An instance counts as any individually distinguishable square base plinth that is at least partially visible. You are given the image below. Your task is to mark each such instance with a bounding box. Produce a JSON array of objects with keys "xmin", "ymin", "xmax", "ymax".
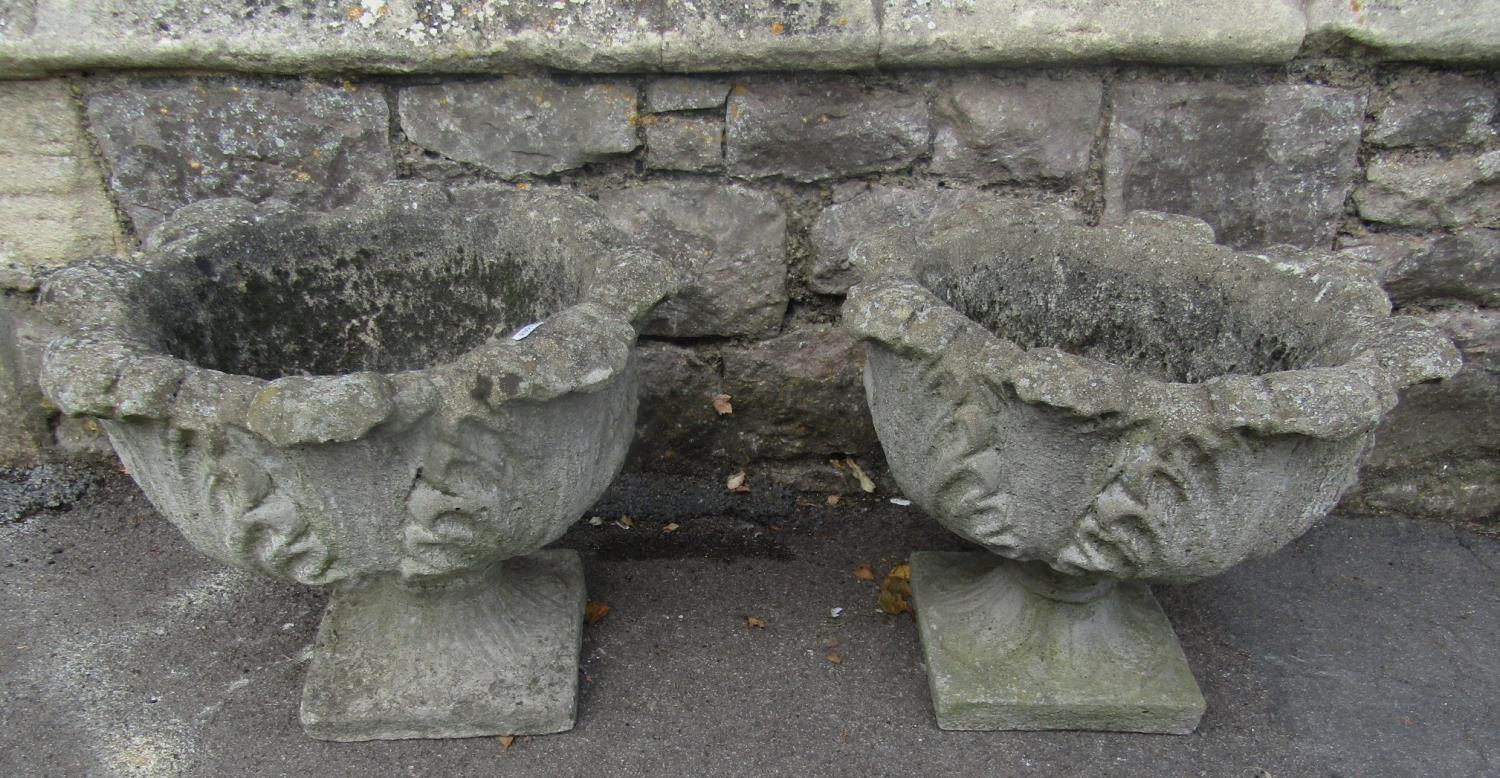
[
  {"xmin": 300, "ymin": 549, "xmax": 585, "ymax": 741},
  {"xmin": 910, "ymin": 551, "xmax": 1205, "ymax": 734}
]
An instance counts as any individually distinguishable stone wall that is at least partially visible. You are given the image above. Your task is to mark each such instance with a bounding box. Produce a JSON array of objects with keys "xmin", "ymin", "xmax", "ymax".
[{"xmin": 0, "ymin": 1, "xmax": 1496, "ymax": 522}]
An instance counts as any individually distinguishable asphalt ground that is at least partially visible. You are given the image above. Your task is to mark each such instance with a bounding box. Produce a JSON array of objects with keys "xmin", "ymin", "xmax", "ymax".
[{"xmin": 3, "ymin": 466, "xmax": 1497, "ymax": 777}]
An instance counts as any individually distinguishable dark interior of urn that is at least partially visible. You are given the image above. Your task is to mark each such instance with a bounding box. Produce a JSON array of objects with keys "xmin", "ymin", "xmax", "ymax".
[
  {"xmin": 144, "ymin": 211, "xmax": 583, "ymax": 379},
  {"xmin": 916, "ymin": 235, "xmax": 1329, "ymax": 384}
]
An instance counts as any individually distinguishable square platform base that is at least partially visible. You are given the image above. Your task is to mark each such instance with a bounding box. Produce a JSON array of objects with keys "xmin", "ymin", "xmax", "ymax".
[
  {"xmin": 911, "ymin": 551, "xmax": 1205, "ymax": 734},
  {"xmin": 300, "ymin": 549, "xmax": 585, "ymax": 741}
]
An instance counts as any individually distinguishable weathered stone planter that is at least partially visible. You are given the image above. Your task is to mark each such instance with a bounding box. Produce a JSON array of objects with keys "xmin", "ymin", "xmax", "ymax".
[
  {"xmin": 843, "ymin": 202, "xmax": 1461, "ymax": 733},
  {"xmin": 38, "ymin": 183, "xmax": 679, "ymax": 741}
]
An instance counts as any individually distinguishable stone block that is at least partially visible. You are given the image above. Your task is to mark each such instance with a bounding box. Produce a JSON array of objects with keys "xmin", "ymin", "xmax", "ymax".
[
  {"xmin": 645, "ymin": 78, "xmax": 731, "ymax": 113},
  {"xmin": 930, "ymin": 73, "xmax": 1102, "ymax": 184},
  {"xmin": 1306, "ymin": 0, "xmax": 1500, "ymax": 63},
  {"xmin": 726, "ymin": 78, "xmax": 929, "ymax": 181},
  {"xmin": 628, "ymin": 341, "xmax": 726, "ymax": 468},
  {"xmin": 878, "ymin": 0, "xmax": 1307, "ymax": 66},
  {"xmin": 1341, "ymin": 230, "xmax": 1500, "ymax": 307},
  {"xmin": 399, "ymin": 77, "xmax": 639, "ymax": 179},
  {"xmin": 1105, "ymin": 81, "xmax": 1365, "ymax": 249},
  {"xmin": 1345, "ymin": 307, "xmax": 1500, "ymax": 522},
  {"xmin": 0, "ymin": 301, "xmax": 47, "ymax": 465},
  {"xmin": 597, "ymin": 183, "xmax": 785, "ymax": 338},
  {"xmin": 645, "ymin": 116, "xmax": 723, "ymax": 172},
  {"xmin": 1356, "ymin": 151, "xmax": 1500, "ymax": 229},
  {"xmin": 1366, "ymin": 70, "xmax": 1498, "ymax": 148},
  {"xmin": 718, "ymin": 324, "xmax": 880, "ymax": 462},
  {"xmin": 86, "ymin": 77, "xmax": 393, "ymax": 238},
  {"xmin": 811, "ymin": 185, "xmax": 1053, "ymax": 295},
  {"xmin": 0, "ymin": 80, "xmax": 124, "ymax": 269},
  {"xmin": 660, "ymin": 0, "xmax": 880, "ymax": 71}
]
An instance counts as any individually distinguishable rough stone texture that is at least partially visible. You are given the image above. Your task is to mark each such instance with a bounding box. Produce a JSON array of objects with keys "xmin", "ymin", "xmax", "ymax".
[
  {"xmin": 85, "ymin": 77, "xmax": 393, "ymax": 239},
  {"xmin": 726, "ymin": 78, "xmax": 930, "ymax": 181},
  {"xmin": 879, "ymin": 0, "xmax": 1307, "ymax": 66},
  {"xmin": 718, "ymin": 324, "xmax": 880, "ymax": 463},
  {"xmin": 37, "ymin": 183, "xmax": 681, "ymax": 738},
  {"xmin": 645, "ymin": 78, "xmax": 731, "ymax": 113},
  {"xmin": 399, "ymin": 77, "xmax": 638, "ymax": 180},
  {"xmin": 644, "ymin": 115, "xmax": 724, "ymax": 172},
  {"xmin": 660, "ymin": 0, "xmax": 881, "ymax": 71},
  {"xmin": 1344, "ymin": 307, "xmax": 1500, "ymax": 522},
  {"xmin": 912, "ymin": 553, "xmax": 1205, "ymax": 733},
  {"xmin": 1341, "ymin": 229, "xmax": 1500, "ymax": 307},
  {"xmin": 1366, "ymin": 70, "xmax": 1498, "ymax": 148},
  {"xmin": 627, "ymin": 341, "xmax": 725, "ymax": 469},
  {"xmin": 1306, "ymin": 0, "xmax": 1500, "ymax": 63},
  {"xmin": 597, "ymin": 183, "xmax": 786, "ymax": 338},
  {"xmin": 931, "ymin": 74, "xmax": 1102, "ymax": 184},
  {"xmin": 810, "ymin": 186, "xmax": 1080, "ymax": 295},
  {"xmin": 301, "ymin": 551, "xmax": 585, "ymax": 741},
  {"xmin": 0, "ymin": 0, "xmax": 664, "ymax": 76},
  {"xmin": 0, "ymin": 80, "xmax": 124, "ymax": 270},
  {"xmin": 845, "ymin": 202, "xmax": 1460, "ymax": 583},
  {"xmin": 1105, "ymin": 81, "xmax": 1366, "ymax": 249},
  {"xmin": 1356, "ymin": 151, "xmax": 1500, "ymax": 229},
  {"xmin": 0, "ymin": 302, "xmax": 46, "ymax": 464}
]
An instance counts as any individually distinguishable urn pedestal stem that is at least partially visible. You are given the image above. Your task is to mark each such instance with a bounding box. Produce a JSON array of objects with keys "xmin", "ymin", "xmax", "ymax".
[
  {"xmin": 300, "ymin": 549, "xmax": 587, "ymax": 741},
  {"xmin": 909, "ymin": 551, "xmax": 1205, "ymax": 734}
]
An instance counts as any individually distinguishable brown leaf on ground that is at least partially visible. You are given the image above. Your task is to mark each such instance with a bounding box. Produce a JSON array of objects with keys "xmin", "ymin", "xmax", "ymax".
[
  {"xmin": 852, "ymin": 564, "xmax": 877, "ymax": 582},
  {"xmin": 826, "ymin": 651, "xmax": 843, "ymax": 665},
  {"xmin": 829, "ymin": 457, "xmax": 846, "ymax": 471},
  {"xmin": 726, "ymin": 470, "xmax": 751, "ymax": 493},
  {"xmin": 584, "ymin": 600, "xmax": 611, "ymax": 625},
  {"xmin": 661, "ymin": 522, "xmax": 681, "ymax": 534},
  {"xmin": 745, "ymin": 615, "xmax": 768, "ymax": 629},
  {"xmin": 498, "ymin": 735, "xmax": 516, "ymax": 751},
  {"xmin": 825, "ymin": 494, "xmax": 841, "ymax": 507},
  {"xmin": 847, "ymin": 458, "xmax": 876, "ymax": 493},
  {"xmin": 712, "ymin": 393, "xmax": 734, "ymax": 415},
  {"xmin": 877, "ymin": 563, "xmax": 914, "ymax": 616},
  {"xmin": 616, "ymin": 515, "xmax": 635, "ymax": 528}
]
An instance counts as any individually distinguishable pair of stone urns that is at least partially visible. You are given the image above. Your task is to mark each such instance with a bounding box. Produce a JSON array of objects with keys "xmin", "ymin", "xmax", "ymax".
[{"xmin": 40, "ymin": 183, "xmax": 1459, "ymax": 740}]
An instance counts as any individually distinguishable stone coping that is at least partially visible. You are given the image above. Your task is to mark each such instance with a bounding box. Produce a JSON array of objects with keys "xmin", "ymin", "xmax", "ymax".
[{"xmin": 0, "ymin": 1, "xmax": 1496, "ymax": 77}]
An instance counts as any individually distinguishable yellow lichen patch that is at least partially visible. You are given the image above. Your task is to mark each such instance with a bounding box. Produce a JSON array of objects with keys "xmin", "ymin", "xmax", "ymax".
[
  {"xmin": 769, "ymin": 20, "xmax": 786, "ymax": 35},
  {"xmin": 346, "ymin": 5, "xmax": 364, "ymax": 22}
]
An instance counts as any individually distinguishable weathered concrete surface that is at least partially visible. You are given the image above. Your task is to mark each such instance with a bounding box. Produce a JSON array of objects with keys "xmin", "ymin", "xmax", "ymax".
[
  {"xmin": 1306, "ymin": 0, "xmax": 1500, "ymax": 63},
  {"xmin": 726, "ymin": 78, "xmax": 930, "ymax": 181},
  {"xmin": 1105, "ymin": 81, "xmax": 1366, "ymax": 249},
  {"xmin": 1366, "ymin": 70, "xmax": 1498, "ymax": 148},
  {"xmin": 644, "ymin": 115, "xmax": 724, "ymax": 172},
  {"xmin": 1343, "ymin": 307, "xmax": 1500, "ymax": 522},
  {"xmin": 1356, "ymin": 151, "xmax": 1500, "ymax": 230},
  {"xmin": 0, "ymin": 302, "xmax": 47, "ymax": 464},
  {"xmin": 0, "ymin": 80, "xmax": 124, "ymax": 270},
  {"xmin": 597, "ymin": 182, "xmax": 787, "ymax": 339},
  {"xmin": 399, "ymin": 78, "xmax": 640, "ymax": 179},
  {"xmin": 879, "ymin": 0, "xmax": 1307, "ymax": 66},
  {"xmin": 660, "ymin": 0, "xmax": 881, "ymax": 71},
  {"xmin": 2, "ymin": 467, "xmax": 1497, "ymax": 775},
  {"xmin": 930, "ymin": 73, "xmax": 1102, "ymax": 184},
  {"xmin": 85, "ymin": 78, "xmax": 393, "ymax": 238}
]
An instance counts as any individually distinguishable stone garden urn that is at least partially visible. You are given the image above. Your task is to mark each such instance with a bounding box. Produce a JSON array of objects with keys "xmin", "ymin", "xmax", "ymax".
[
  {"xmin": 38, "ymin": 182, "xmax": 681, "ymax": 740},
  {"xmin": 842, "ymin": 201, "xmax": 1461, "ymax": 733}
]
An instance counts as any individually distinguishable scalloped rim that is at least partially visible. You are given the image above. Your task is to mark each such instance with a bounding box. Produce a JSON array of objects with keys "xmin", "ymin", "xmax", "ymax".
[
  {"xmin": 843, "ymin": 214, "xmax": 1462, "ymax": 442},
  {"xmin": 39, "ymin": 186, "xmax": 679, "ymax": 447}
]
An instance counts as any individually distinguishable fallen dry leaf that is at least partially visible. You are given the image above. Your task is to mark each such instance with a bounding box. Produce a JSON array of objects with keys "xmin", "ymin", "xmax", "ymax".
[
  {"xmin": 712, "ymin": 393, "xmax": 734, "ymax": 415},
  {"xmin": 614, "ymin": 515, "xmax": 635, "ymax": 529},
  {"xmin": 726, "ymin": 470, "xmax": 751, "ymax": 493},
  {"xmin": 852, "ymin": 564, "xmax": 877, "ymax": 582},
  {"xmin": 584, "ymin": 600, "xmax": 611, "ymax": 625},
  {"xmin": 498, "ymin": 735, "xmax": 516, "ymax": 751},
  {"xmin": 826, "ymin": 651, "xmax": 843, "ymax": 665},
  {"xmin": 825, "ymin": 494, "xmax": 841, "ymax": 507},
  {"xmin": 877, "ymin": 563, "xmax": 914, "ymax": 616},
  {"xmin": 847, "ymin": 458, "xmax": 876, "ymax": 493},
  {"xmin": 587, "ymin": 516, "xmax": 604, "ymax": 526},
  {"xmin": 745, "ymin": 615, "xmax": 768, "ymax": 629},
  {"xmin": 829, "ymin": 457, "xmax": 846, "ymax": 471},
  {"xmin": 661, "ymin": 522, "xmax": 681, "ymax": 534}
]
